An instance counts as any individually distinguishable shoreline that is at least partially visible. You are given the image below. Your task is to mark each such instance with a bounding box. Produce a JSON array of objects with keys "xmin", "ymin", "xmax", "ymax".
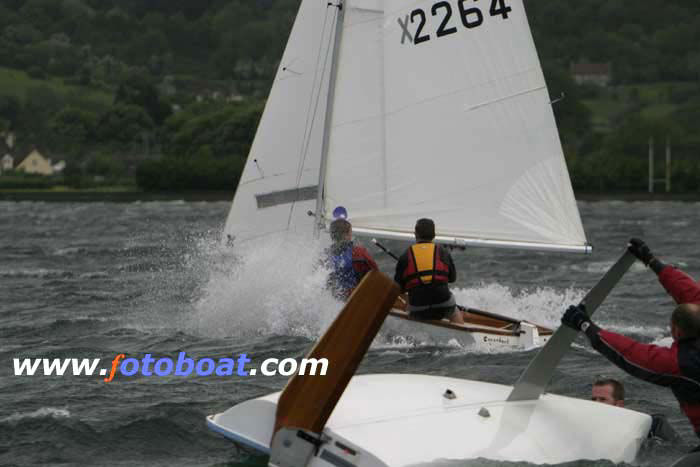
[
  {"xmin": 576, "ymin": 192, "xmax": 700, "ymax": 202},
  {"xmin": 0, "ymin": 190, "xmax": 698, "ymax": 203},
  {"xmin": 0, "ymin": 190, "xmax": 235, "ymax": 202}
]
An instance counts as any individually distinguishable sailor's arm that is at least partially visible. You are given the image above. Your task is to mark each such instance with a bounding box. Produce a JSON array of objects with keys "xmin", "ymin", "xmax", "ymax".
[
  {"xmin": 441, "ymin": 248, "xmax": 457, "ymax": 283},
  {"xmin": 562, "ymin": 306, "xmax": 681, "ymax": 387},
  {"xmin": 658, "ymin": 266, "xmax": 700, "ymax": 305},
  {"xmin": 353, "ymin": 245, "xmax": 378, "ymax": 270},
  {"xmin": 629, "ymin": 238, "xmax": 700, "ymax": 305},
  {"xmin": 585, "ymin": 326, "xmax": 681, "ymax": 386},
  {"xmin": 394, "ymin": 252, "xmax": 408, "ymax": 291}
]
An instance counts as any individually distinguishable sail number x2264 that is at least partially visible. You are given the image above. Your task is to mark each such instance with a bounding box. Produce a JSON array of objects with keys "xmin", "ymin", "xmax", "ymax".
[{"xmin": 398, "ymin": 0, "xmax": 512, "ymax": 45}]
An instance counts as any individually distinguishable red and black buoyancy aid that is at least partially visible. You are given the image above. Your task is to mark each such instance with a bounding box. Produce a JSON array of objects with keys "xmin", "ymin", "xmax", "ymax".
[{"xmin": 402, "ymin": 243, "xmax": 450, "ymax": 290}]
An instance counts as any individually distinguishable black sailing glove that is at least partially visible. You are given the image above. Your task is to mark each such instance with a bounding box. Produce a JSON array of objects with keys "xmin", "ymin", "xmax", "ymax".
[
  {"xmin": 561, "ymin": 304, "xmax": 591, "ymax": 332},
  {"xmin": 628, "ymin": 238, "xmax": 667, "ymax": 274},
  {"xmin": 628, "ymin": 238, "xmax": 654, "ymax": 265}
]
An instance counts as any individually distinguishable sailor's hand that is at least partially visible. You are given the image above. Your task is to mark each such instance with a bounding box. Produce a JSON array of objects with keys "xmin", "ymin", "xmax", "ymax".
[
  {"xmin": 561, "ymin": 304, "xmax": 591, "ymax": 332},
  {"xmin": 628, "ymin": 238, "xmax": 654, "ymax": 266}
]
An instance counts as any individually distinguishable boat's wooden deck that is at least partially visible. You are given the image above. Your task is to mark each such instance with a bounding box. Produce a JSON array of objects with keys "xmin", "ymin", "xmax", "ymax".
[{"xmin": 391, "ymin": 296, "xmax": 553, "ymax": 337}]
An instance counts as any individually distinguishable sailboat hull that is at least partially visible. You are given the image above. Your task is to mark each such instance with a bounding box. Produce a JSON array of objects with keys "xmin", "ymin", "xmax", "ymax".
[
  {"xmin": 385, "ymin": 309, "xmax": 551, "ymax": 351},
  {"xmin": 208, "ymin": 374, "xmax": 651, "ymax": 466}
]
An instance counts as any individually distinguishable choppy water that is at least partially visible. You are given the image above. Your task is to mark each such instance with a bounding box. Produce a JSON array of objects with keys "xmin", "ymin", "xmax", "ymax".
[{"xmin": 1, "ymin": 200, "xmax": 699, "ymax": 466}]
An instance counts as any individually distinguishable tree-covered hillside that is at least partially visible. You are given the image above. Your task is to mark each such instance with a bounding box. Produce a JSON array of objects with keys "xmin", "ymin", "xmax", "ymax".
[
  {"xmin": 526, "ymin": 0, "xmax": 700, "ymax": 84},
  {"xmin": 0, "ymin": 0, "xmax": 699, "ymax": 192},
  {"xmin": 0, "ymin": 0, "xmax": 299, "ymax": 85},
  {"xmin": 2, "ymin": 0, "xmax": 699, "ymax": 88}
]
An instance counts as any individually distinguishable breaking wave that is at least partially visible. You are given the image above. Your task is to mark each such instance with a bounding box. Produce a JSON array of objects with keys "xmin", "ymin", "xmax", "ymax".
[
  {"xmin": 452, "ymin": 283, "xmax": 585, "ymax": 329},
  {"xmin": 186, "ymin": 233, "xmax": 340, "ymax": 340},
  {"xmin": 1, "ymin": 407, "xmax": 70, "ymax": 424},
  {"xmin": 0, "ymin": 268, "xmax": 73, "ymax": 278}
]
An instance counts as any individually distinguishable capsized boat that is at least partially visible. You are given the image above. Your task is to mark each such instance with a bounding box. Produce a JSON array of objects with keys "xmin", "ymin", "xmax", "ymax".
[
  {"xmin": 208, "ymin": 257, "xmax": 651, "ymax": 466},
  {"xmin": 222, "ymin": 0, "xmax": 591, "ymax": 351},
  {"xmin": 208, "ymin": 374, "xmax": 649, "ymax": 466}
]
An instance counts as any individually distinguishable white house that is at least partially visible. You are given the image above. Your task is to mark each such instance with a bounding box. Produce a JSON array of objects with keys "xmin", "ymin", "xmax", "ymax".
[{"xmin": 1, "ymin": 154, "xmax": 13, "ymax": 173}]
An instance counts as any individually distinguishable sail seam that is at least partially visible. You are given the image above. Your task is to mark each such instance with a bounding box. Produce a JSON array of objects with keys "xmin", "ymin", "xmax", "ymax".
[
  {"xmin": 383, "ymin": 67, "xmax": 542, "ymax": 119},
  {"xmin": 466, "ymin": 85, "xmax": 546, "ymax": 111}
]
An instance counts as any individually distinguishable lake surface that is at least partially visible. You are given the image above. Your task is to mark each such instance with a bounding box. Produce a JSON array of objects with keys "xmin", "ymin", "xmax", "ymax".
[{"xmin": 1, "ymin": 200, "xmax": 699, "ymax": 466}]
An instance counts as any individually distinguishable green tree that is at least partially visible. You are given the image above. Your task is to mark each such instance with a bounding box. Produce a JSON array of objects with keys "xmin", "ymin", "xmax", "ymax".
[
  {"xmin": 19, "ymin": 0, "xmax": 62, "ymax": 31},
  {"xmin": 162, "ymin": 101, "xmax": 262, "ymax": 158},
  {"xmin": 20, "ymin": 85, "xmax": 64, "ymax": 142},
  {"xmin": 114, "ymin": 72, "xmax": 171, "ymax": 125},
  {"xmin": 136, "ymin": 155, "xmax": 243, "ymax": 191},
  {"xmin": 3, "ymin": 23, "xmax": 43, "ymax": 45},
  {"xmin": 50, "ymin": 107, "xmax": 97, "ymax": 152},
  {"xmin": 0, "ymin": 94, "xmax": 21, "ymax": 129},
  {"xmin": 96, "ymin": 104, "xmax": 154, "ymax": 145},
  {"xmin": 86, "ymin": 153, "xmax": 125, "ymax": 178},
  {"xmin": 542, "ymin": 64, "xmax": 592, "ymax": 148}
]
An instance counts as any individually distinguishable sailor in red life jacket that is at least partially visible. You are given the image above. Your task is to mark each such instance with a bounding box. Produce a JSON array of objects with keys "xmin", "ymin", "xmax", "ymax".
[
  {"xmin": 324, "ymin": 218, "xmax": 378, "ymax": 301},
  {"xmin": 394, "ymin": 218, "xmax": 465, "ymax": 325},
  {"xmin": 562, "ymin": 238, "xmax": 700, "ymax": 448}
]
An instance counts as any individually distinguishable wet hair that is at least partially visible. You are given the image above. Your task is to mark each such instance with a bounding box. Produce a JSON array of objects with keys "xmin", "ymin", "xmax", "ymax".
[
  {"xmin": 415, "ymin": 218, "xmax": 435, "ymax": 241},
  {"xmin": 671, "ymin": 304, "xmax": 700, "ymax": 339},
  {"xmin": 593, "ymin": 378, "xmax": 625, "ymax": 401},
  {"xmin": 329, "ymin": 218, "xmax": 351, "ymax": 243}
]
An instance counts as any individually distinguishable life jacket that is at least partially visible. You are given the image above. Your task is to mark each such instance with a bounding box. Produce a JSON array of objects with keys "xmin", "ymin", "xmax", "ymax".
[
  {"xmin": 328, "ymin": 243, "xmax": 359, "ymax": 296},
  {"xmin": 351, "ymin": 249, "xmax": 373, "ymax": 280},
  {"xmin": 402, "ymin": 243, "xmax": 450, "ymax": 290}
]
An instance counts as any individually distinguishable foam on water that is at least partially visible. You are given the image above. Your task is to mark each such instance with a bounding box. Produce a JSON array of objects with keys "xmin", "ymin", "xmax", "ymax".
[
  {"xmin": 1, "ymin": 407, "xmax": 70, "ymax": 423},
  {"xmin": 568, "ymin": 260, "xmax": 647, "ymax": 274},
  {"xmin": 452, "ymin": 282, "xmax": 586, "ymax": 328},
  {"xmin": 0, "ymin": 268, "xmax": 73, "ymax": 278},
  {"xmin": 187, "ymin": 233, "xmax": 341, "ymax": 339},
  {"xmin": 604, "ymin": 323, "xmax": 668, "ymax": 339},
  {"xmin": 651, "ymin": 336, "xmax": 674, "ymax": 347}
]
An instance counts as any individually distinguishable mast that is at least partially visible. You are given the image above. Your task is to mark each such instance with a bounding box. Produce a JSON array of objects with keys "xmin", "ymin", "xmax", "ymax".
[{"xmin": 313, "ymin": 0, "xmax": 345, "ymax": 238}]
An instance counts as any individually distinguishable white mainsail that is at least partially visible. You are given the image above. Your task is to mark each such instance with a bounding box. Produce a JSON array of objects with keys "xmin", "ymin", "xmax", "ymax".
[
  {"xmin": 322, "ymin": 0, "xmax": 589, "ymax": 253},
  {"xmin": 223, "ymin": 0, "xmax": 337, "ymax": 242}
]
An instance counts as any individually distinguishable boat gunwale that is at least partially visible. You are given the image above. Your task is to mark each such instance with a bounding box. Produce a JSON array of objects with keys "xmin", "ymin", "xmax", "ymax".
[{"xmin": 388, "ymin": 309, "xmax": 546, "ymax": 337}]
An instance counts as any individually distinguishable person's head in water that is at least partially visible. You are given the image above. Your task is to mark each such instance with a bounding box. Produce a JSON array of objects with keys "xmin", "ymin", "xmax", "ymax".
[
  {"xmin": 670, "ymin": 303, "xmax": 700, "ymax": 341},
  {"xmin": 592, "ymin": 378, "xmax": 625, "ymax": 407},
  {"xmin": 330, "ymin": 218, "xmax": 352, "ymax": 244},
  {"xmin": 415, "ymin": 218, "xmax": 435, "ymax": 242}
]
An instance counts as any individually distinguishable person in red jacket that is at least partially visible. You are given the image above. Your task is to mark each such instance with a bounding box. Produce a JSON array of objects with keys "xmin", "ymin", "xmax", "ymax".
[
  {"xmin": 324, "ymin": 218, "xmax": 378, "ymax": 300},
  {"xmin": 562, "ymin": 238, "xmax": 700, "ymax": 448}
]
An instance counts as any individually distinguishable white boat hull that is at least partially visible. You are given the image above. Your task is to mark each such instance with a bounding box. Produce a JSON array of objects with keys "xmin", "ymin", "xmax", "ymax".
[
  {"xmin": 384, "ymin": 310, "xmax": 550, "ymax": 351},
  {"xmin": 208, "ymin": 374, "xmax": 651, "ymax": 466}
]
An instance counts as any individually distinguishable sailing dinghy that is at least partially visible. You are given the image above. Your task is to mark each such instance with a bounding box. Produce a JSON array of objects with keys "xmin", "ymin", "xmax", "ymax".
[
  {"xmin": 388, "ymin": 298, "xmax": 552, "ymax": 350},
  {"xmin": 222, "ymin": 0, "xmax": 590, "ymax": 351}
]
